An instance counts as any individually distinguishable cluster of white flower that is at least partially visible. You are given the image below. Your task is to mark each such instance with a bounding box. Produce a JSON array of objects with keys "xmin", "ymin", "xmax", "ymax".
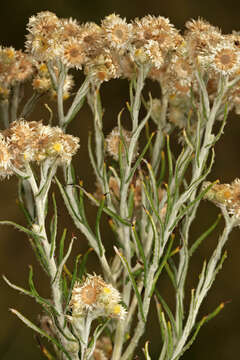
[{"xmin": 0, "ymin": 119, "xmax": 79, "ymax": 178}]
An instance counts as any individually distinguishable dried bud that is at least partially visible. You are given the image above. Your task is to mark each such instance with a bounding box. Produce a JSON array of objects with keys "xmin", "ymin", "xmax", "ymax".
[{"xmin": 106, "ymin": 127, "xmax": 137, "ymax": 162}]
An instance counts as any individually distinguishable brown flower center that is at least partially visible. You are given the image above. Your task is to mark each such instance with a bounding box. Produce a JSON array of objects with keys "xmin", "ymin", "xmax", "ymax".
[
  {"xmin": 114, "ymin": 29, "xmax": 124, "ymax": 39},
  {"xmin": 220, "ymin": 54, "xmax": 231, "ymax": 65},
  {"xmin": 81, "ymin": 285, "xmax": 97, "ymax": 305},
  {"xmin": 69, "ymin": 48, "xmax": 80, "ymax": 58}
]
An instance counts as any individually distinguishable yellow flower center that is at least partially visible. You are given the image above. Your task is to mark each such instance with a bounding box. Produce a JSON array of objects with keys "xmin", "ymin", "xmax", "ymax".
[
  {"xmin": 53, "ymin": 142, "xmax": 62, "ymax": 152},
  {"xmin": 113, "ymin": 304, "xmax": 121, "ymax": 314},
  {"xmin": 103, "ymin": 287, "xmax": 111, "ymax": 294}
]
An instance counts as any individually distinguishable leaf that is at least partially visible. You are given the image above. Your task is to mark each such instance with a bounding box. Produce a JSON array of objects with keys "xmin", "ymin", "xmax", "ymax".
[
  {"xmin": 150, "ymin": 235, "xmax": 175, "ymax": 297},
  {"xmin": 50, "ymin": 193, "xmax": 58, "ymax": 258},
  {"xmin": 79, "ymin": 248, "xmax": 93, "ymax": 280},
  {"xmin": 86, "ymin": 319, "xmax": 110, "ymax": 359},
  {"xmin": 126, "ymin": 132, "xmax": 155, "ymax": 184},
  {"xmin": 132, "ymin": 224, "xmax": 147, "ymax": 271},
  {"xmin": 114, "ymin": 246, "xmax": 145, "ymax": 323},
  {"xmin": 189, "ymin": 214, "xmax": 221, "ymax": 257},
  {"xmin": 76, "ymin": 183, "xmax": 131, "ymax": 226},
  {"xmin": 53, "ymin": 237, "xmax": 75, "ymax": 286},
  {"xmin": 28, "ymin": 268, "xmax": 60, "ymax": 316},
  {"xmin": 166, "ymin": 135, "xmax": 173, "ymax": 185},
  {"xmin": 155, "ymin": 290, "xmax": 177, "ymax": 337},
  {"xmin": 143, "ymin": 341, "xmax": 151, "ymax": 360},
  {"xmin": 0, "ymin": 220, "xmax": 44, "ymax": 240},
  {"xmin": 10, "ymin": 309, "xmax": 72, "ymax": 360},
  {"xmin": 64, "ymin": 254, "xmax": 82, "ymax": 312},
  {"xmin": 88, "ymin": 131, "xmax": 102, "ymax": 182},
  {"xmin": 157, "ymin": 151, "xmax": 166, "ymax": 186},
  {"xmin": 59, "ymin": 228, "xmax": 67, "ymax": 265},
  {"xmin": 95, "ymin": 195, "xmax": 105, "ymax": 257}
]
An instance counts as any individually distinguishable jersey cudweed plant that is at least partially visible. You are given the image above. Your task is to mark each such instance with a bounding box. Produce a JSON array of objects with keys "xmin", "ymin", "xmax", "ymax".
[{"xmin": 1, "ymin": 11, "xmax": 240, "ymax": 360}]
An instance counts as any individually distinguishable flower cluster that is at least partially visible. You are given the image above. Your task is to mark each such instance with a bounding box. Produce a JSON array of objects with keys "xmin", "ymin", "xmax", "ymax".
[
  {"xmin": 70, "ymin": 274, "xmax": 126, "ymax": 320},
  {"xmin": 0, "ymin": 119, "xmax": 79, "ymax": 177},
  {"xmin": 0, "ymin": 47, "xmax": 33, "ymax": 99},
  {"xmin": 204, "ymin": 179, "xmax": 240, "ymax": 219},
  {"xmin": 0, "ymin": 12, "xmax": 239, "ymax": 115}
]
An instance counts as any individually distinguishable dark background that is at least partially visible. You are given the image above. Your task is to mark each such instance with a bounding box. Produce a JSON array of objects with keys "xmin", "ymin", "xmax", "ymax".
[{"xmin": 1, "ymin": 0, "xmax": 240, "ymax": 359}]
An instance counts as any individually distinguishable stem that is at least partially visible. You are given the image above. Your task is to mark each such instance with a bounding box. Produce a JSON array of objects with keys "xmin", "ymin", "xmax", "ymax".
[
  {"xmin": 112, "ymin": 65, "xmax": 150, "ymax": 360},
  {"xmin": 24, "ymin": 162, "xmax": 79, "ymax": 359},
  {"xmin": 10, "ymin": 83, "xmax": 20, "ymax": 122},
  {"xmin": 170, "ymin": 214, "xmax": 234, "ymax": 360},
  {"xmin": 20, "ymin": 92, "xmax": 42, "ymax": 119},
  {"xmin": 151, "ymin": 93, "xmax": 168, "ymax": 174},
  {"xmin": 0, "ymin": 100, "xmax": 9, "ymax": 128}
]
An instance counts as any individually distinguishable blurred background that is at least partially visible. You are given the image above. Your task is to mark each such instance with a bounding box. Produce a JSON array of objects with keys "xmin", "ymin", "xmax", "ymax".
[{"xmin": 1, "ymin": 0, "xmax": 240, "ymax": 359}]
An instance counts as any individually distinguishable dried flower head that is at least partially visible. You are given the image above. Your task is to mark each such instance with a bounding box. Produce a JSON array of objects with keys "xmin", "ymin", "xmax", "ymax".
[
  {"xmin": 143, "ymin": 40, "xmax": 164, "ymax": 69},
  {"xmin": 25, "ymin": 11, "xmax": 63, "ymax": 61},
  {"xmin": 60, "ymin": 18, "xmax": 82, "ymax": 40},
  {"xmin": 204, "ymin": 179, "xmax": 240, "ymax": 220},
  {"xmin": 132, "ymin": 15, "xmax": 181, "ymax": 54},
  {"xmin": 0, "ymin": 47, "xmax": 33, "ymax": 98},
  {"xmin": 62, "ymin": 39, "xmax": 87, "ymax": 69},
  {"xmin": 85, "ymin": 51, "xmax": 119, "ymax": 82},
  {"xmin": 0, "ymin": 135, "xmax": 13, "ymax": 178},
  {"xmin": 185, "ymin": 18, "xmax": 223, "ymax": 63},
  {"xmin": 101, "ymin": 14, "xmax": 132, "ymax": 51},
  {"xmin": 200, "ymin": 41, "xmax": 240, "ymax": 76},
  {"xmin": 106, "ymin": 127, "xmax": 136, "ymax": 161},
  {"xmin": 0, "ymin": 120, "xmax": 79, "ymax": 177},
  {"xmin": 78, "ymin": 22, "xmax": 104, "ymax": 59},
  {"xmin": 70, "ymin": 274, "xmax": 126, "ymax": 320}
]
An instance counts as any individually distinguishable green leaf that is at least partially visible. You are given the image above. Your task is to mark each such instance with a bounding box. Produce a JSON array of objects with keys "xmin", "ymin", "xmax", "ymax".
[
  {"xmin": 0, "ymin": 220, "xmax": 44, "ymax": 240},
  {"xmin": 3, "ymin": 274, "xmax": 59, "ymax": 318},
  {"xmin": 79, "ymin": 248, "xmax": 93, "ymax": 280},
  {"xmin": 28, "ymin": 237, "xmax": 50, "ymax": 275},
  {"xmin": 64, "ymin": 254, "xmax": 82, "ymax": 312},
  {"xmin": 59, "ymin": 228, "xmax": 67, "ymax": 265},
  {"xmin": 155, "ymin": 290, "xmax": 177, "ymax": 338},
  {"xmin": 189, "ymin": 214, "xmax": 221, "ymax": 257},
  {"xmin": 142, "ymin": 182, "xmax": 164, "ymax": 232},
  {"xmin": 76, "ymin": 183, "xmax": 131, "ymax": 226},
  {"xmin": 157, "ymin": 151, "xmax": 166, "ymax": 186},
  {"xmin": 169, "ymin": 166, "xmax": 216, "ymax": 232},
  {"xmin": 167, "ymin": 320, "xmax": 173, "ymax": 357},
  {"xmin": 88, "ymin": 131, "xmax": 101, "ymax": 181},
  {"xmin": 126, "ymin": 132, "xmax": 155, "ymax": 184},
  {"xmin": 114, "ymin": 246, "xmax": 145, "ymax": 323},
  {"xmin": 10, "ymin": 308, "xmax": 72, "ymax": 360},
  {"xmin": 0, "ymin": 220, "xmax": 49, "ymax": 273},
  {"xmin": 55, "ymin": 177, "xmax": 84, "ymax": 225},
  {"xmin": 17, "ymin": 180, "xmax": 33, "ymax": 226},
  {"xmin": 150, "ymin": 235, "xmax": 175, "ymax": 297},
  {"xmin": 28, "ymin": 268, "xmax": 60, "ymax": 316},
  {"xmin": 131, "ymin": 224, "xmax": 147, "ymax": 285},
  {"xmin": 87, "ymin": 319, "xmax": 110, "ymax": 358},
  {"xmin": 95, "ymin": 195, "xmax": 105, "ymax": 257},
  {"xmin": 54, "ymin": 237, "xmax": 74, "ymax": 286},
  {"xmin": 143, "ymin": 341, "xmax": 151, "ymax": 360}
]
